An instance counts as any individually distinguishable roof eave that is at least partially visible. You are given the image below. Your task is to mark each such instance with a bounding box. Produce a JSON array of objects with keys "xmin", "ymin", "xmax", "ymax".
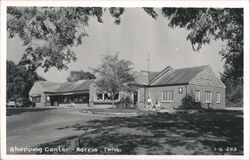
[
  {"xmin": 56, "ymin": 89, "xmax": 90, "ymax": 93},
  {"xmin": 148, "ymin": 83, "xmax": 189, "ymax": 87}
]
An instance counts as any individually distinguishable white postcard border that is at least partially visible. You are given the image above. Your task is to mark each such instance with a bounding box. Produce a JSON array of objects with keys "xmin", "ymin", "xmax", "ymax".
[{"xmin": 1, "ymin": 0, "xmax": 249, "ymax": 160}]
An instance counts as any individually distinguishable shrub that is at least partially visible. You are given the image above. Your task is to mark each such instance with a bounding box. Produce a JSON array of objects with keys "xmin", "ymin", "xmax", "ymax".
[
  {"xmin": 179, "ymin": 94, "xmax": 202, "ymax": 109},
  {"xmin": 117, "ymin": 96, "xmax": 134, "ymax": 109},
  {"xmin": 225, "ymin": 84, "xmax": 243, "ymax": 107}
]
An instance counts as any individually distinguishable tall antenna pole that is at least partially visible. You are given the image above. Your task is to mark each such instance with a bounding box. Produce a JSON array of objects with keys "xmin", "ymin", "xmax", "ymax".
[
  {"xmin": 148, "ymin": 53, "xmax": 150, "ymax": 84},
  {"xmin": 106, "ymin": 11, "xmax": 110, "ymax": 55},
  {"xmin": 107, "ymin": 32, "xmax": 109, "ymax": 55}
]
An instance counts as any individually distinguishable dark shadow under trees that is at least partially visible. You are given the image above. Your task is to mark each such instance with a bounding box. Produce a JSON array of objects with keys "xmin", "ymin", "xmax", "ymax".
[{"xmin": 33, "ymin": 111, "xmax": 243, "ymax": 155}]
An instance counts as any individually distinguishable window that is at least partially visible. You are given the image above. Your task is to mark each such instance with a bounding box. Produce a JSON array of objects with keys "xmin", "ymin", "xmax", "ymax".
[
  {"xmin": 216, "ymin": 92, "xmax": 221, "ymax": 103},
  {"xmin": 205, "ymin": 91, "xmax": 212, "ymax": 103},
  {"xmin": 162, "ymin": 90, "xmax": 174, "ymax": 102},
  {"xmin": 63, "ymin": 96, "xmax": 69, "ymax": 103},
  {"xmin": 79, "ymin": 95, "xmax": 84, "ymax": 103},
  {"xmin": 74, "ymin": 96, "xmax": 79, "ymax": 103},
  {"xmin": 114, "ymin": 93, "xmax": 119, "ymax": 100},
  {"xmin": 31, "ymin": 96, "xmax": 41, "ymax": 103},
  {"xmin": 195, "ymin": 90, "xmax": 200, "ymax": 102},
  {"xmin": 96, "ymin": 93, "xmax": 103, "ymax": 101},
  {"xmin": 74, "ymin": 94, "xmax": 89, "ymax": 103},
  {"xmin": 104, "ymin": 93, "xmax": 111, "ymax": 101},
  {"xmin": 58, "ymin": 96, "xmax": 63, "ymax": 103},
  {"xmin": 95, "ymin": 93, "xmax": 119, "ymax": 101}
]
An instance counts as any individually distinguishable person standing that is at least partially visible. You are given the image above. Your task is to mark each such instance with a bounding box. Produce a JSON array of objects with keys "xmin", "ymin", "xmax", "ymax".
[
  {"xmin": 147, "ymin": 97, "xmax": 152, "ymax": 111},
  {"xmin": 155, "ymin": 100, "xmax": 160, "ymax": 111}
]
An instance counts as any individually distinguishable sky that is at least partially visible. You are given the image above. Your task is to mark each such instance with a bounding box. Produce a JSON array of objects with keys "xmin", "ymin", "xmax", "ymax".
[{"xmin": 7, "ymin": 8, "xmax": 225, "ymax": 83}]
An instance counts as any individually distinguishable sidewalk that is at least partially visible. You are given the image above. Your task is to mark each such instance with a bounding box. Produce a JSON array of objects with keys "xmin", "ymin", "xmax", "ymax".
[{"xmin": 225, "ymin": 107, "xmax": 243, "ymax": 111}]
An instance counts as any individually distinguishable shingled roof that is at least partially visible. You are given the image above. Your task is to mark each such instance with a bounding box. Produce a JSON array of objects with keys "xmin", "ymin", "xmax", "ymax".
[
  {"xmin": 37, "ymin": 81, "xmax": 62, "ymax": 93},
  {"xmin": 57, "ymin": 79, "xmax": 94, "ymax": 92},
  {"xmin": 33, "ymin": 79, "xmax": 94, "ymax": 93},
  {"xmin": 150, "ymin": 65, "xmax": 207, "ymax": 86}
]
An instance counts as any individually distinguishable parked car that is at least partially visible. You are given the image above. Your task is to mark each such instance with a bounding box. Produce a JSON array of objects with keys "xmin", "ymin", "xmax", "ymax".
[
  {"xmin": 7, "ymin": 101, "xmax": 16, "ymax": 108},
  {"xmin": 16, "ymin": 98, "xmax": 36, "ymax": 107}
]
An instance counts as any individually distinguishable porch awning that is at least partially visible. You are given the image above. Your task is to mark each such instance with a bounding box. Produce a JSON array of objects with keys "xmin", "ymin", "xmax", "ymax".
[
  {"xmin": 49, "ymin": 90, "xmax": 89, "ymax": 96},
  {"xmin": 31, "ymin": 94, "xmax": 41, "ymax": 97},
  {"xmin": 48, "ymin": 93, "xmax": 74, "ymax": 96},
  {"xmin": 61, "ymin": 92, "xmax": 75, "ymax": 95}
]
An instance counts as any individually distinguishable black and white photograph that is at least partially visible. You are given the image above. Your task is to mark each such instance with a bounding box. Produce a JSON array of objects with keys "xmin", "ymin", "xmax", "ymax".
[{"xmin": 1, "ymin": 0, "xmax": 249, "ymax": 159}]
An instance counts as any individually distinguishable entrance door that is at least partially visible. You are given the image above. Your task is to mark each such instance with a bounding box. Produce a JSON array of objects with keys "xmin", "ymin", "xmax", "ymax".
[
  {"xmin": 133, "ymin": 91, "xmax": 138, "ymax": 106},
  {"xmin": 50, "ymin": 96, "xmax": 59, "ymax": 106}
]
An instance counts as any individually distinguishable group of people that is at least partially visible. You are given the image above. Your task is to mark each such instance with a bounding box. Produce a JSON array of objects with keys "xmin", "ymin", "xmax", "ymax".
[{"xmin": 147, "ymin": 97, "xmax": 160, "ymax": 111}]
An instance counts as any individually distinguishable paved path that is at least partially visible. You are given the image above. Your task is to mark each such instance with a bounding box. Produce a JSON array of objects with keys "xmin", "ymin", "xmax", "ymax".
[
  {"xmin": 6, "ymin": 109, "xmax": 114, "ymax": 154},
  {"xmin": 225, "ymin": 107, "xmax": 243, "ymax": 111}
]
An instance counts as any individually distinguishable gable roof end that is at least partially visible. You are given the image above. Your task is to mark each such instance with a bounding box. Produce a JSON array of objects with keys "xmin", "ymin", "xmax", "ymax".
[{"xmin": 189, "ymin": 65, "xmax": 226, "ymax": 88}]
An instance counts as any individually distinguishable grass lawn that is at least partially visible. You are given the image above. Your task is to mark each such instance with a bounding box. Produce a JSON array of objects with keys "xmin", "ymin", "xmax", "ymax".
[{"xmin": 6, "ymin": 108, "xmax": 243, "ymax": 155}]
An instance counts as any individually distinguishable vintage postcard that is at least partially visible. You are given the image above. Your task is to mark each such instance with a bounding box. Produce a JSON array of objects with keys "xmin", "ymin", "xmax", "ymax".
[{"xmin": 0, "ymin": 0, "xmax": 249, "ymax": 160}]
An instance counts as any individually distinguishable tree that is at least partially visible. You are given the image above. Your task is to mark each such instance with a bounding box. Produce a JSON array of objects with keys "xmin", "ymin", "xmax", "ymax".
[
  {"xmin": 67, "ymin": 70, "xmax": 96, "ymax": 82},
  {"xmin": 92, "ymin": 54, "xmax": 135, "ymax": 107},
  {"xmin": 7, "ymin": 7, "xmax": 124, "ymax": 72},
  {"xmin": 7, "ymin": 7, "xmax": 243, "ymax": 82},
  {"xmin": 7, "ymin": 60, "xmax": 46, "ymax": 101},
  {"xmin": 221, "ymin": 64, "xmax": 243, "ymax": 107},
  {"xmin": 160, "ymin": 8, "xmax": 243, "ymax": 82}
]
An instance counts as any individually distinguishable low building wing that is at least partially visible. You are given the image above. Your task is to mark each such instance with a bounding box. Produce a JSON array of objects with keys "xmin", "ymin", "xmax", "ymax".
[
  {"xmin": 57, "ymin": 79, "xmax": 94, "ymax": 93},
  {"xmin": 29, "ymin": 81, "xmax": 61, "ymax": 95}
]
